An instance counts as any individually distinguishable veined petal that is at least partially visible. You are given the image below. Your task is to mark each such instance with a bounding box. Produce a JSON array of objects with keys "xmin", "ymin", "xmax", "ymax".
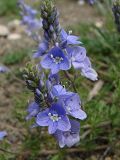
[
  {"xmin": 54, "ymin": 130, "xmax": 65, "ymax": 148},
  {"xmin": 65, "ymin": 134, "xmax": 80, "ymax": 147},
  {"xmin": 51, "ymin": 85, "xmax": 66, "ymax": 97},
  {"xmin": 60, "ymin": 57, "xmax": 71, "ymax": 71},
  {"xmin": 73, "ymin": 47, "xmax": 86, "ymax": 62},
  {"xmin": 72, "ymin": 109, "xmax": 87, "ymax": 120},
  {"xmin": 70, "ymin": 119, "xmax": 80, "ymax": 133},
  {"xmin": 81, "ymin": 68, "xmax": 98, "ymax": 81},
  {"xmin": 67, "ymin": 35, "xmax": 81, "ymax": 45},
  {"xmin": 48, "ymin": 121, "xmax": 57, "ymax": 134},
  {"xmin": 58, "ymin": 116, "xmax": 71, "ymax": 131},
  {"xmin": 60, "ymin": 29, "xmax": 67, "ymax": 40},
  {"xmin": 41, "ymin": 55, "xmax": 53, "ymax": 69},
  {"xmin": 72, "ymin": 61, "xmax": 85, "ymax": 69},
  {"xmin": 36, "ymin": 109, "xmax": 49, "ymax": 126},
  {"xmin": 50, "ymin": 63, "xmax": 60, "ymax": 74}
]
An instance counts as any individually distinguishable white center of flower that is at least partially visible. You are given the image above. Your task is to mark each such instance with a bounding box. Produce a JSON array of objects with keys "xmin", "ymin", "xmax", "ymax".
[
  {"xmin": 51, "ymin": 54, "xmax": 63, "ymax": 64},
  {"xmin": 48, "ymin": 113, "xmax": 61, "ymax": 122}
]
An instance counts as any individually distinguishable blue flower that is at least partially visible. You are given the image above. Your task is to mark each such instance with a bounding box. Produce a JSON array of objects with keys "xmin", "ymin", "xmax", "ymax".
[
  {"xmin": 50, "ymin": 84, "xmax": 74, "ymax": 100},
  {"xmin": 23, "ymin": 4, "xmax": 37, "ymax": 17},
  {"xmin": 21, "ymin": 15, "xmax": 42, "ymax": 36},
  {"xmin": 18, "ymin": 0, "xmax": 42, "ymax": 37},
  {"xmin": 26, "ymin": 102, "xmax": 40, "ymax": 120},
  {"xmin": 60, "ymin": 29, "xmax": 81, "ymax": 47},
  {"xmin": 36, "ymin": 103, "xmax": 71, "ymax": 134},
  {"xmin": 68, "ymin": 47, "xmax": 98, "ymax": 81},
  {"xmin": 0, "ymin": 66, "xmax": 9, "ymax": 73},
  {"xmin": 54, "ymin": 119, "xmax": 80, "ymax": 148},
  {"xmin": 19, "ymin": 0, "xmax": 37, "ymax": 18},
  {"xmin": 0, "ymin": 131, "xmax": 7, "ymax": 140},
  {"xmin": 73, "ymin": 56, "xmax": 98, "ymax": 81},
  {"xmin": 81, "ymin": 67, "xmax": 98, "ymax": 81},
  {"xmin": 25, "ymin": 18, "xmax": 42, "ymax": 35},
  {"xmin": 67, "ymin": 46, "xmax": 87, "ymax": 69},
  {"xmin": 63, "ymin": 94, "xmax": 87, "ymax": 120},
  {"xmin": 41, "ymin": 46, "xmax": 70, "ymax": 74},
  {"xmin": 66, "ymin": 45, "xmax": 98, "ymax": 81},
  {"xmin": 33, "ymin": 39, "xmax": 49, "ymax": 58}
]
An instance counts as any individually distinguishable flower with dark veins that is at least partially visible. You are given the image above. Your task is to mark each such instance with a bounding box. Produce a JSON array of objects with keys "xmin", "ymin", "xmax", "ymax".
[
  {"xmin": 54, "ymin": 119, "xmax": 80, "ymax": 148},
  {"xmin": 33, "ymin": 39, "xmax": 49, "ymax": 58},
  {"xmin": 81, "ymin": 67, "xmax": 98, "ymax": 81},
  {"xmin": 26, "ymin": 102, "xmax": 40, "ymax": 120},
  {"xmin": 50, "ymin": 84, "xmax": 74, "ymax": 100},
  {"xmin": 41, "ymin": 46, "xmax": 70, "ymax": 74},
  {"xmin": 63, "ymin": 94, "xmax": 87, "ymax": 120},
  {"xmin": 60, "ymin": 29, "xmax": 81, "ymax": 48},
  {"xmin": 36, "ymin": 103, "xmax": 71, "ymax": 134},
  {"xmin": 67, "ymin": 46, "xmax": 86, "ymax": 69}
]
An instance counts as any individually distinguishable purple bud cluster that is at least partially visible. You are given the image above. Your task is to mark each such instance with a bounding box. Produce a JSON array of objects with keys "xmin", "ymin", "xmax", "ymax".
[
  {"xmin": 41, "ymin": 1, "xmax": 61, "ymax": 42},
  {"xmin": 22, "ymin": 0, "xmax": 98, "ymax": 148},
  {"xmin": 18, "ymin": 0, "xmax": 42, "ymax": 39},
  {"xmin": 112, "ymin": 0, "xmax": 120, "ymax": 32}
]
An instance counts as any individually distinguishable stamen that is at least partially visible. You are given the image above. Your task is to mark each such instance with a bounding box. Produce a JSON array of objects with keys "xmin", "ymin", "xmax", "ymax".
[
  {"xmin": 48, "ymin": 113, "xmax": 61, "ymax": 122},
  {"xmin": 50, "ymin": 54, "xmax": 63, "ymax": 64},
  {"xmin": 51, "ymin": 54, "xmax": 53, "ymax": 58},
  {"xmin": 69, "ymin": 30, "xmax": 72, "ymax": 35}
]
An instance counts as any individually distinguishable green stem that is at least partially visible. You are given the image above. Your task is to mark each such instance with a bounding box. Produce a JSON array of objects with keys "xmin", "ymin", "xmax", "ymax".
[{"xmin": 63, "ymin": 71, "xmax": 77, "ymax": 92}]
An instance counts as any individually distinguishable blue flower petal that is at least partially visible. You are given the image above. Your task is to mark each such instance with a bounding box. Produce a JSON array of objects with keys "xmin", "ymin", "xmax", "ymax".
[
  {"xmin": 58, "ymin": 116, "xmax": 71, "ymax": 131},
  {"xmin": 41, "ymin": 55, "xmax": 53, "ymax": 69},
  {"xmin": 54, "ymin": 130, "xmax": 65, "ymax": 148},
  {"xmin": 50, "ymin": 63, "xmax": 60, "ymax": 74},
  {"xmin": 26, "ymin": 102, "xmax": 40, "ymax": 120},
  {"xmin": 65, "ymin": 133, "xmax": 80, "ymax": 147},
  {"xmin": 0, "ymin": 131, "xmax": 7, "ymax": 140},
  {"xmin": 67, "ymin": 35, "xmax": 81, "ymax": 45},
  {"xmin": 72, "ymin": 46, "xmax": 86, "ymax": 62},
  {"xmin": 60, "ymin": 29, "xmax": 67, "ymax": 40},
  {"xmin": 60, "ymin": 57, "xmax": 71, "ymax": 71},
  {"xmin": 81, "ymin": 68, "xmax": 98, "ymax": 81},
  {"xmin": 72, "ymin": 109, "xmax": 87, "ymax": 120},
  {"xmin": 70, "ymin": 119, "xmax": 80, "ymax": 133},
  {"xmin": 36, "ymin": 109, "xmax": 49, "ymax": 126},
  {"xmin": 48, "ymin": 121, "xmax": 57, "ymax": 134}
]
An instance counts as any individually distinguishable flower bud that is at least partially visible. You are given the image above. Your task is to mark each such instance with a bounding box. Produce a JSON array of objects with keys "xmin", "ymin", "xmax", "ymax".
[{"xmin": 112, "ymin": 0, "xmax": 120, "ymax": 32}]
